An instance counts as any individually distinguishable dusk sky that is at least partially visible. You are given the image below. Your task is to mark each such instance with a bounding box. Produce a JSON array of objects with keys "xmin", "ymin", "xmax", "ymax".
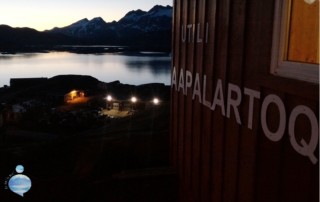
[{"xmin": 0, "ymin": 0, "xmax": 172, "ymax": 31}]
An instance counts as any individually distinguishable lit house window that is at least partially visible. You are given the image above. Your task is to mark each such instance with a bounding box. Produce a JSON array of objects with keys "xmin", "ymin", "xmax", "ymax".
[{"xmin": 271, "ymin": 0, "xmax": 319, "ymax": 83}]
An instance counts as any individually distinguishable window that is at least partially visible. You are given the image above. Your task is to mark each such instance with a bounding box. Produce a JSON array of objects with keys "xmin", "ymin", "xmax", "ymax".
[{"xmin": 271, "ymin": 0, "xmax": 319, "ymax": 83}]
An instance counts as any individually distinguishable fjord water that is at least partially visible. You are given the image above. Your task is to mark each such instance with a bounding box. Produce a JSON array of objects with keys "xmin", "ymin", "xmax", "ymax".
[{"xmin": 0, "ymin": 52, "xmax": 171, "ymax": 87}]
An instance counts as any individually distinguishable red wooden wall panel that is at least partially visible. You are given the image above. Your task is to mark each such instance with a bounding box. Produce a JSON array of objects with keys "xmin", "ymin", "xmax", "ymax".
[{"xmin": 170, "ymin": 0, "xmax": 318, "ymax": 202}]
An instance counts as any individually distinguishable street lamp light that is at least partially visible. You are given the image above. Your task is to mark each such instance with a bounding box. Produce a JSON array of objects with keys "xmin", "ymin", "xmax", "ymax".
[
  {"xmin": 131, "ymin": 96, "xmax": 137, "ymax": 103},
  {"xmin": 153, "ymin": 98, "xmax": 160, "ymax": 105},
  {"xmin": 106, "ymin": 95, "xmax": 113, "ymax": 110},
  {"xmin": 106, "ymin": 95, "xmax": 112, "ymax": 102},
  {"xmin": 130, "ymin": 96, "xmax": 137, "ymax": 112}
]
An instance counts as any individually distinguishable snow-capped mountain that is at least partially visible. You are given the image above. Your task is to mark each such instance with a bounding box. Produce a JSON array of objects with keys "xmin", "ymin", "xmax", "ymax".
[
  {"xmin": 48, "ymin": 5, "xmax": 172, "ymax": 40},
  {"xmin": 50, "ymin": 17, "xmax": 112, "ymax": 38},
  {"xmin": 0, "ymin": 5, "xmax": 172, "ymax": 51},
  {"xmin": 119, "ymin": 9, "xmax": 147, "ymax": 25},
  {"xmin": 145, "ymin": 5, "xmax": 172, "ymax": 18},
  {"xmin": 119, "ymin": 5, "xmax": 172, "ymax": 31},
  {"xmin": 51, "ymin": 18, "xmax": 88, "ymax": 38}
]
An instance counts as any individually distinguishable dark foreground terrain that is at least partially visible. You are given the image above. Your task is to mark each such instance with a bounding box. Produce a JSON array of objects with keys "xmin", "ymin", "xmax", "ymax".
[
  {"xmin": 0, "ymin": 105, "xmax": 177, "ymax": 202},
  {"xmin": 0, "ymin": 76, "xmax": 177, "ymax": 202}
]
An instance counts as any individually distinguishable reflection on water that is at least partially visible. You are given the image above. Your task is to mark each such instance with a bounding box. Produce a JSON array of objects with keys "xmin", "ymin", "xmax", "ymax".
[
  {"xmin": 0, "ymin": 52, "xmax": 172, "ymax": 86},
  {"xmin": 125, "ymin": 58, "xmax": 171, "ymax": 75}
]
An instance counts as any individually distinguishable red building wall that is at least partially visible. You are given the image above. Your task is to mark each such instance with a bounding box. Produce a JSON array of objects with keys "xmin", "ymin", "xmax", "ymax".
[{"xmin": 170, "ymin": 0, "xmax": 319, "ymax": 201}]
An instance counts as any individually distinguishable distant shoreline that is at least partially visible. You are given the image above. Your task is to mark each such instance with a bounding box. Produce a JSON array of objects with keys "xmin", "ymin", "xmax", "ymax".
[{"xmin": 0, "ymin": 45, "xmax": 171, "ymax": 55}]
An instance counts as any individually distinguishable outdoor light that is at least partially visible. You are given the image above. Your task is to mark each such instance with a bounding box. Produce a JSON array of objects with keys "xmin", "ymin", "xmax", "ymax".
[
  {"xmin": 153, "ymin": 98, "xmax": 160, "ymax": 105},
  {"xmin": 106, "ymin": 95, "xmax": 112, "ymax": 101},
  {"xmin": 131, "ymin": 96, "xmax": 137, "ymax": 103}
]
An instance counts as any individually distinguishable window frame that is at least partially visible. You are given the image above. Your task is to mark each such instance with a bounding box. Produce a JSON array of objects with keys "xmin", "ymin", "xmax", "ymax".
[{"xmin": 271, "ymin": 0, "xmax": 319, "ymax": 84}]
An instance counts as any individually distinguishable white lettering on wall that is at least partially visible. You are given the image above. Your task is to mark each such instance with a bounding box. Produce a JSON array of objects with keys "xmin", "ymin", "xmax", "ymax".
[
  {"xmin": 192, "ymin": 73, "xmax": 202, "ymax": 103},
  {"xmin": 261, "ymin": 94, "xmax": 286, "ymax": 142},
  {"xmin": 181, "ymin": 26, "xmax": 186, "ymax": 43},
  {"xmin": 227, "ymin": 83, "xmax": 242, "ymax": 125},
  {"xmin": 178, "ymin": 68, "xmax": 185, "ymax": 94},
  {"xmin": 289, "ymin": 106, "xmax": 319, "ymax": 164},
  {"xmin": 244, "ymin": 88, "xmax": 261, "ymax": 129},
  {"xmin": 202, "ymin": 75, "xmax": 212, "ymax": 108},
  {"xmin": 186, "ymin": 70, "xmax": 193, "ymax": 95},
  {"xmin": 171, "ymin": 66, "xmax": 319, "ymax": 164},
  {"xmin": 197, "ymin": 23, "xmax": 203, "ymax": 43},
  {"xmin": 187, "ymin": 24, "xmax": 193, "ymax": 43},
  {"xmin": 211, "ymin": 79, "xmax": 226, "ymax": 116},
  {"xmin": 181, "ymin": 23, "xmax": 209, "ymax": 44},
  {"xmin": 171, "ymin": 67, "xmax": 177, "ymax": 91}
]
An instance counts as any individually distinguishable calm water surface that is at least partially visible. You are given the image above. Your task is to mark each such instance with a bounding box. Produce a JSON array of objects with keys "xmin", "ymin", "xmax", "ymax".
[{"xmin": 0, "ymin": 52, "xmax": 172, "ymax": 86}]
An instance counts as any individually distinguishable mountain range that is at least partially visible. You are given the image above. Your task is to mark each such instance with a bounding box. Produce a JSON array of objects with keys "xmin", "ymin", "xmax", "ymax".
[{"xmin": 0, "ymin": 5, "xmax": 172, "ymax": 52}]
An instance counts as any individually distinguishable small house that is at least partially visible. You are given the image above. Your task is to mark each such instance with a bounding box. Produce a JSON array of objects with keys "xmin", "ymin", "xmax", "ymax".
[{"xmin": 64, "ymin": 90, "xmax": 85, "ymax": 102}]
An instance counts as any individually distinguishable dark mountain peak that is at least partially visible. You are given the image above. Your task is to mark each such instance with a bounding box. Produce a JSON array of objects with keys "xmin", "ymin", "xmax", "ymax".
[
  {"xmin": 1, "ymin": 5, "xmax": 172, "ymax": 51},
  {"xmin": 86, "ymin": 17, "xmax": 107, "ymax": 30},
  {"xmin": 125, "ymin": 9, "xmax": 146, "ymax": 16},
  {"xmin": 142, "ymin": 5, "xmax": 172, "ymax": 19},
  {"xmin": 69, "ymin": 18, "xmax": 89, "ymax": 27},
  {"xmin": 149, "ymin": 5, "xmax": 163, "ymax": 11},
  {"xmin": 90, "ymin": 17, "xmax": 106, "ymax": 24},
  {"xmin": 120, "ymin": 9, "xmax": 147, "ymax": 23},
  {"xmin": 148, "ymin": 5, "xmax": 172, "ymax": 12},
  {"xmin": 88, "ymin": 17, "xmax": 107, "ymax": 27},
  {"xmin": 118, "ymin": 5, "xmax": 172, "ymax": 27},
  {"xmin": 80, "ymin": 18, "xmax": 89, "ymax": 22},
  {"xmin": 75, "ymin": 18, "xmax": 89, "ymax": 23}
]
